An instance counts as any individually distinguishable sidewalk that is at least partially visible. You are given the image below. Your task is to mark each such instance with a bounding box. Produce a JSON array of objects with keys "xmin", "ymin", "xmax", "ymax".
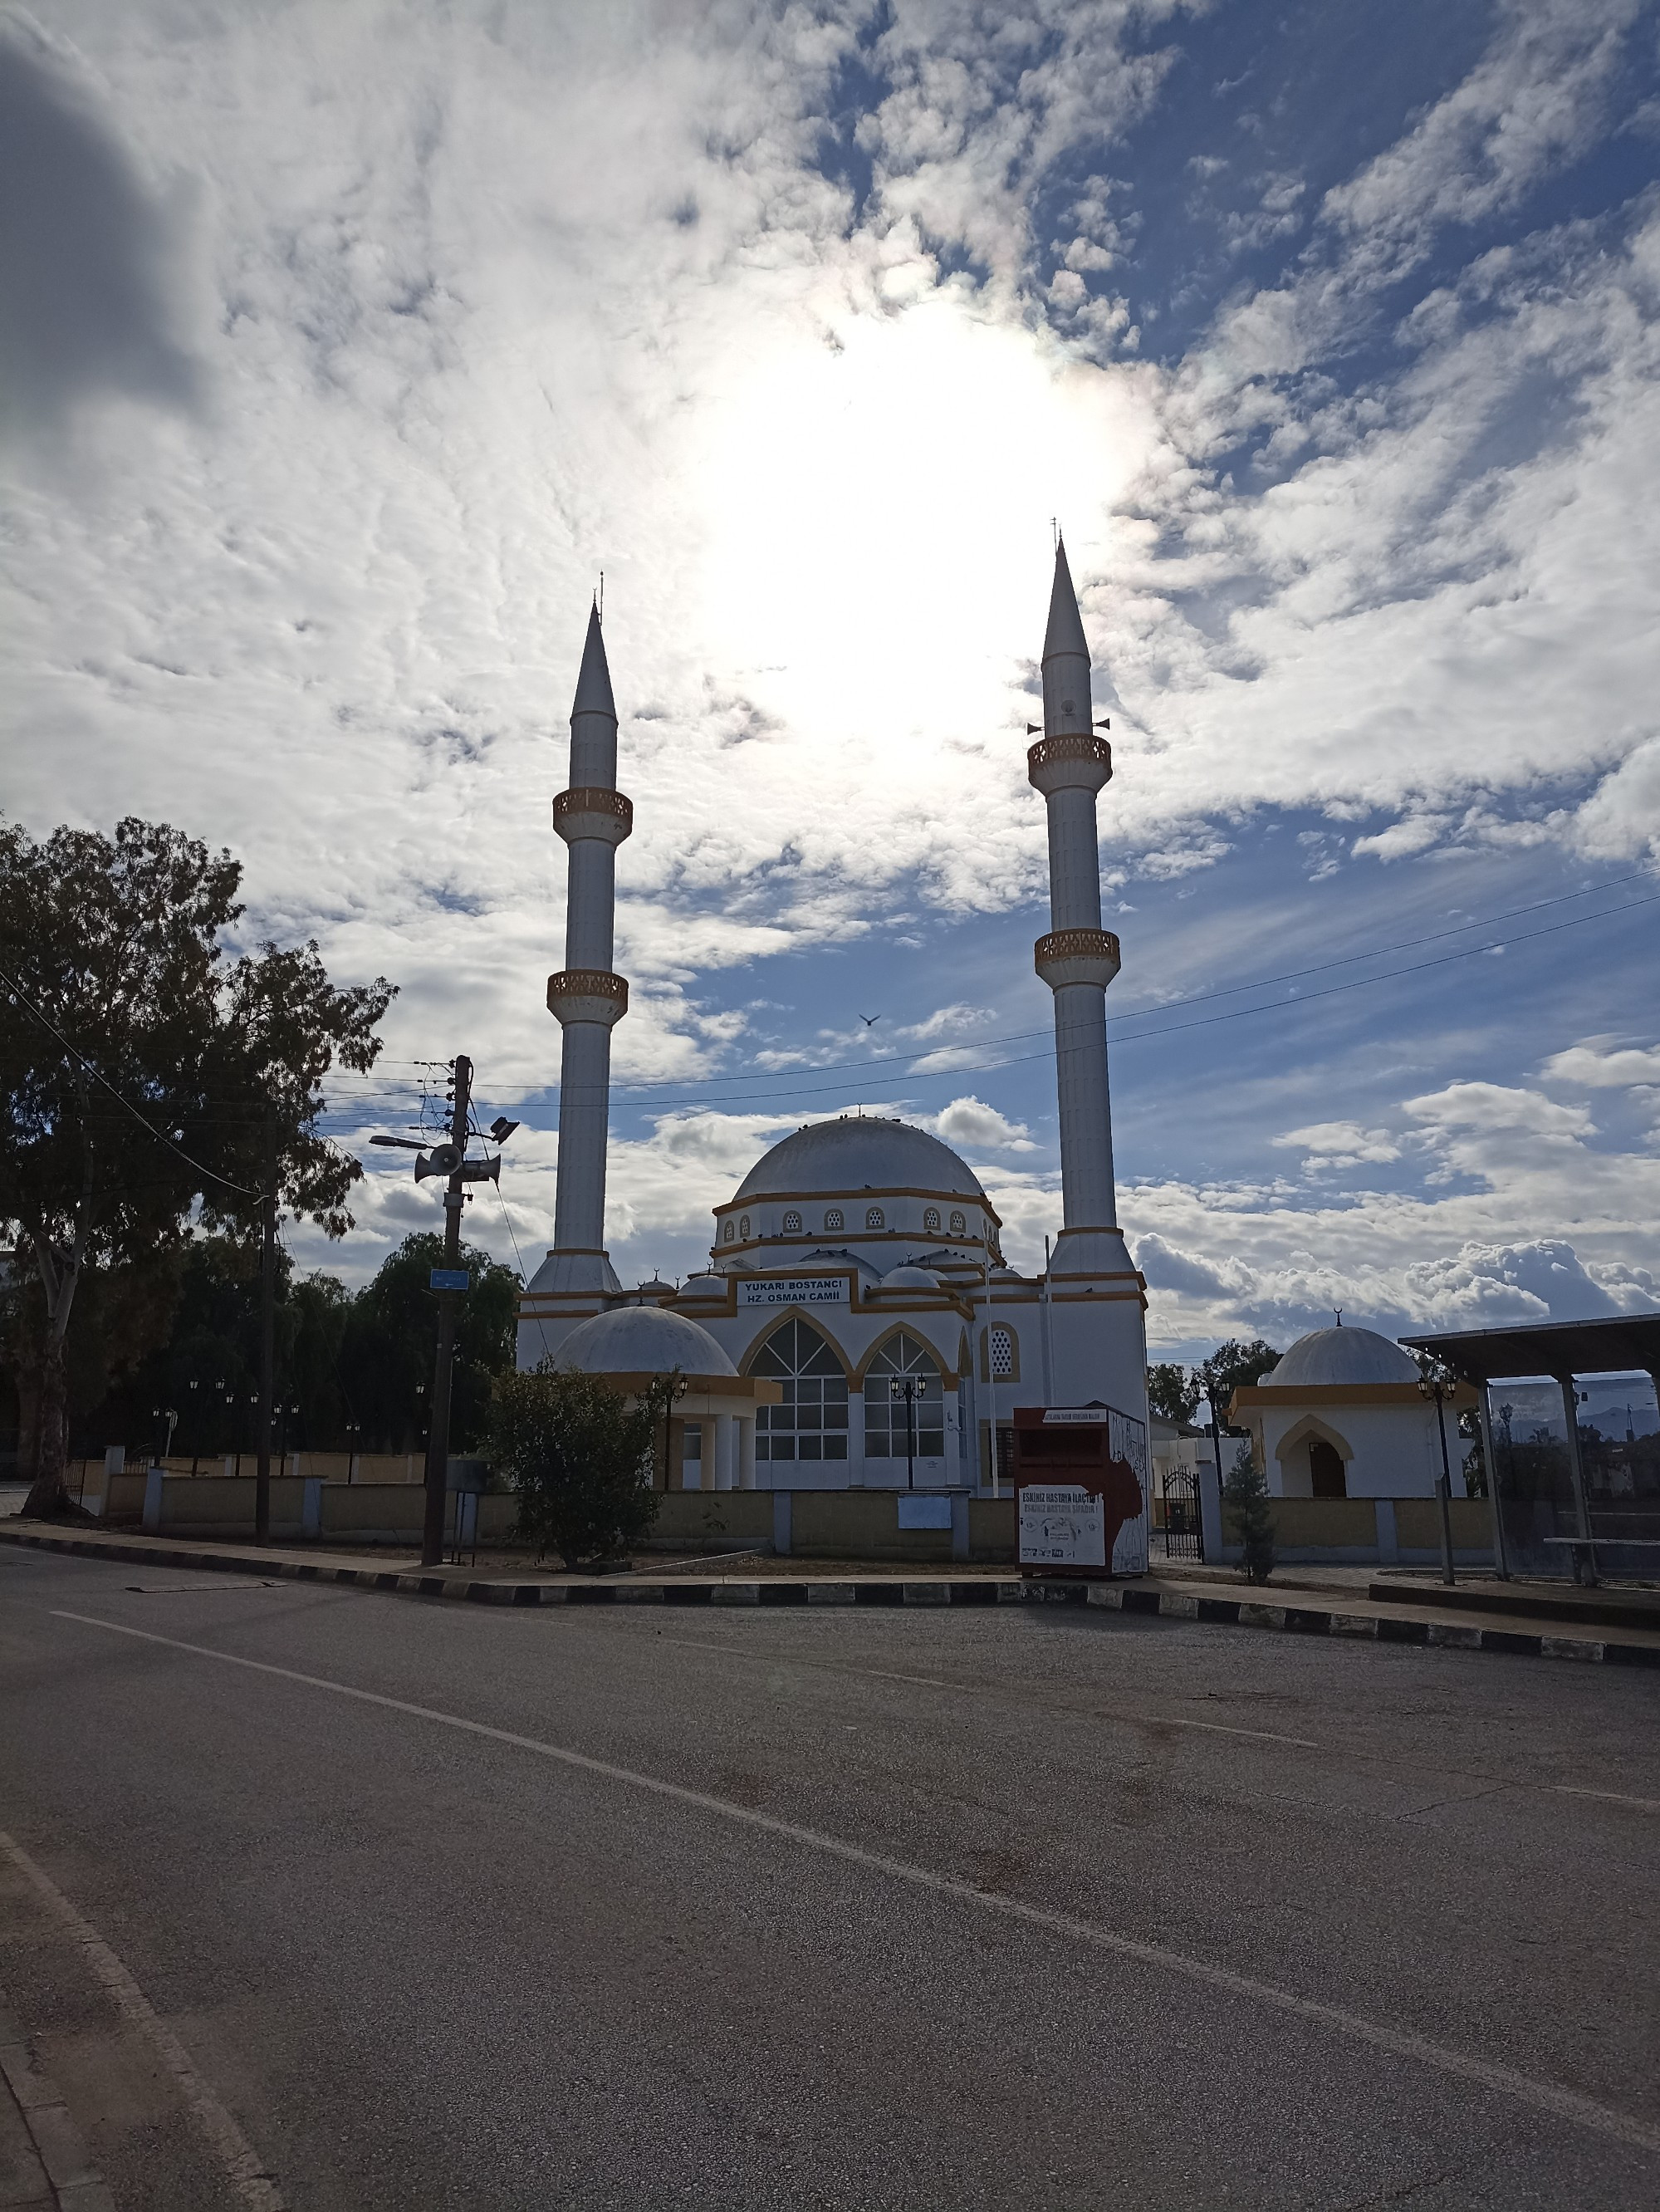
[
  {"xmin": 0, "ymin": 1999, "xmax": 114, "ymax": 2212},
  {"xmin": 6, "ymin": 1519, "xmax": 1660, "ymax": 1667}
]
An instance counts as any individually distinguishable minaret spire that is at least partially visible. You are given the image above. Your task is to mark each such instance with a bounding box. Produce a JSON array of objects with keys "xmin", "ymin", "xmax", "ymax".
[
  {"xmin": 1024, "ymin": 538, "xmax": 1148, "ymax": 1415},
  {"xmin": 543, "ymin": 601, "xmax": 633, "ymax": 1299},
  {"xmin": 1028, "ymin": 542, "xmax": 1123, "ymax": 1239}
]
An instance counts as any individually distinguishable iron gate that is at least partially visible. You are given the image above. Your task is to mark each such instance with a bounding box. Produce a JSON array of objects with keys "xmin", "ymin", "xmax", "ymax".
[{"xmin": 1160, "ymin": 1464, "xmax": 1203, "ymax": 1560}]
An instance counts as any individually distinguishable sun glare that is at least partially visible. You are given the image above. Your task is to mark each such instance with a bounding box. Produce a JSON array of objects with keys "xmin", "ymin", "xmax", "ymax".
[{"xmin": 690, "ymin": 291, "xmax": 1147, "ymax": 768}]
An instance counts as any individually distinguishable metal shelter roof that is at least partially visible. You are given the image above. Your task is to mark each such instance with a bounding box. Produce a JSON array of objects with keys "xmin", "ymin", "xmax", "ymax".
[{"xmin": 1399, "ymin": 1313, "xmax": 1660, "ymax": 1383}]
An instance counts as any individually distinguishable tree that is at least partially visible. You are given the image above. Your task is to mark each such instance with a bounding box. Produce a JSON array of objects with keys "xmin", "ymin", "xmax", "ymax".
[
  {"xmin": 485, "ymin": 1362, "xmax": 668, "ymax": 1568},
  {"xmin": 340, "ymin": 1233, "xmax": 521, "ymax": 1452},
  {"xmin": 0, "ymin": 816, "xmax": 393, "ymax": 1515},
  {"xmin": 1223, "ymin": 1444, "xmax": 1276, "ymax": 1585},
  {"xmin": 1146, "ymin": 1361, "xmax": 1200, "ymax": 1427},
  {"xmin": 1198, "ymin": 1338, "xmax": 1282, "ymax": 1432}
]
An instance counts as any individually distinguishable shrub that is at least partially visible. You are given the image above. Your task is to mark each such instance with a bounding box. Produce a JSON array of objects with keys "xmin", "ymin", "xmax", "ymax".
[
  {"xmin": 484, "ymin": 1361, "xmax": 670, "ymax": 1568},
  {"xmin": 1223, "ymin": 1444, "xmax": 1276, "ymax": 1585}
]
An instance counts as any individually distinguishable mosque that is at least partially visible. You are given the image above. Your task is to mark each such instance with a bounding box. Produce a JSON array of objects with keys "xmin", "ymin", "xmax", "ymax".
[{"xmin": 516, "ymin": 547, "xmax": 1151, "ymax": 1497}]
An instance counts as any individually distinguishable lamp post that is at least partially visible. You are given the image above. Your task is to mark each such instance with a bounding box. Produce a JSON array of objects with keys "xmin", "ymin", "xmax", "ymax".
[
  {"xmin": 188, "ymin": 1378, "xmax": 201, "ymax": 1475},
  {"xmin": 890, "ymin": 1375, "xmax": 918, "ymax": 1490}
]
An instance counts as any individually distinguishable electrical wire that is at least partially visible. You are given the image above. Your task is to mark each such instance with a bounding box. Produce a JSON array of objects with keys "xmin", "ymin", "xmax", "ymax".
[
  {"xmin": 0, "ymin": 960, "xmax": 262, "ymax": 1199},
  {"xmin": 308, "ymin": 866, "xmax": 1653, "ymax": 1106},
  {"xmin": 335, "ymin": 886, "xmax": 1660, "ymax": 1122}
]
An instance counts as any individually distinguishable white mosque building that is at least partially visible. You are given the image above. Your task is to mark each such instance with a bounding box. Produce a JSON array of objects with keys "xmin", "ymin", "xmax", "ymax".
[{"xmin": 517, "ymin": 547, "xmax": 1150, "ymax": 1495}]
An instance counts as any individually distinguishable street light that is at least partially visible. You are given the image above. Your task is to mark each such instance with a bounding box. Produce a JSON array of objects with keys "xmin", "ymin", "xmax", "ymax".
[{"xmin": 889, "ymin": 1375, "xmax": 919, "ymax": 1490}]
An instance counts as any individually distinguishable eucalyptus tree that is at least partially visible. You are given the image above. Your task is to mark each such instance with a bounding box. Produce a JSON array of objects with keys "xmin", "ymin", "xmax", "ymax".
[{"xmin": 0, "ymin": 815, "xmax": 393, "ymax": 1515}]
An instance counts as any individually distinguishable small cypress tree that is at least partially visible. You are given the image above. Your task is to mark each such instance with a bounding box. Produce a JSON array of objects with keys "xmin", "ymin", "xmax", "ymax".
[{"xmin": 1223, "ymin": 1444, "xmax": 1276, "ymax": 1585}]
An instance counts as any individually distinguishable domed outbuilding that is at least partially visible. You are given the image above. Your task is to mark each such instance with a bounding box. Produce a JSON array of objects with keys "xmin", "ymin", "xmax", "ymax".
[
  {"xmin": 1229, "ymin": 1322, "xmax": 1468, "ymax": 1500},
  {"xmin": 542, "ymin": 1304, "xmax": 781, "ymax": 1493}
]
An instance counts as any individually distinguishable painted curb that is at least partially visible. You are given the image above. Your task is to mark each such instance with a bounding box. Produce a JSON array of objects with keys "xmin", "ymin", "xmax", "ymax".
[{"xmin": 3, "ymin": 1526, "xmax": 1658, "ymax": 1669}]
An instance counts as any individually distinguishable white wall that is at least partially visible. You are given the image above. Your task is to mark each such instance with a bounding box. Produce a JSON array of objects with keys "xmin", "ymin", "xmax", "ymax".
[{"xmin": 1262, "ymin": 1399, "xmax": 1462, "ymax": 1498}]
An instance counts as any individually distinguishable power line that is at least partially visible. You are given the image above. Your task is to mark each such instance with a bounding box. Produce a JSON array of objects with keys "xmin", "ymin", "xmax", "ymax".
[
  {"xmin": 333, "ymin": 887, "xmax": 1660, "ymax": 1123},
  {"xmin": 311, "ymin": 866, "xmax": 1653, "ymax": 1106},
  {"xmin": 0, "ymin": 961, "xmax": 262, "ymax": 1199}
]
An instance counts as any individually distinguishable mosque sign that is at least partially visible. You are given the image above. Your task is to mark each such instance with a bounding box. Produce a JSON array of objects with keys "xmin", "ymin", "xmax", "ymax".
[{"xmin": 737, "ymin": 1275, "xmax": 850, "ymax": 1308}]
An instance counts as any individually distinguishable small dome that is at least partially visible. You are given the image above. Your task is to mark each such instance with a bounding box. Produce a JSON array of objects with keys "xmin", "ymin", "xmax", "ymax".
[
  {"xmin": 1266, "ymin": 1327, "xmax": 1419, "ymax": 1388},
  {"xmin": 678, "ymin": 1273, "xmax": 726, "ymax": 1296},
  {"xmin": 633, "ymin": 1278, "xmax": 676, "ymax": 1300},
  {"xmin": 557, "ymin": 1304, "xmax": 737, "ymax": 1377},
  {"xmin": 879, "ymin": 1264, "xmax": 940, "ymax": 1290},
  {"xmin": 731, "ymin": 1116, "xmax": 985, "ymax": 1204}
]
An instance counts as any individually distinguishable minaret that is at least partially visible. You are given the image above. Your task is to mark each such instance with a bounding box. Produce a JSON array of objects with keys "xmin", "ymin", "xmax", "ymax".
[
  {"xmin": 543, "ymin": 602, "xmax": 630, "ymax": 1298},
  {"xmin": 1028, "ymin": 541, "xmax": 1147, "ymax": 1408}
]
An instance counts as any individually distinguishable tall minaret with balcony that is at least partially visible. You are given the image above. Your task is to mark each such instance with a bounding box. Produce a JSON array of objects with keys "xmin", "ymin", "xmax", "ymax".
[
  {"xmin": 1029, "ymin": 542, "xmax": 1148, "ymax": 1403},
  {"xmin": 541, "ymin": 602, "xmax": 630, "ymax": 1301}
]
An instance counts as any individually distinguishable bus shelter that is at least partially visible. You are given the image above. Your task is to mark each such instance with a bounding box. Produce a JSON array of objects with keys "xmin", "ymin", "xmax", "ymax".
[{"xmin": 1399, "ymin": 1316, "xmax": 1660, "ymax": 1586}]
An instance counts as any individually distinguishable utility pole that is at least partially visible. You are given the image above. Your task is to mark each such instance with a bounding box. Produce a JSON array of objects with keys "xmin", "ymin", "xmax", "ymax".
[
  {"xmin": 255, "ymin": 1114, "xmax": 276, "ymax": 1543},
  {"xmin": 422, "ymin": 1055, "xmax": 472, "ymax": 1567}
]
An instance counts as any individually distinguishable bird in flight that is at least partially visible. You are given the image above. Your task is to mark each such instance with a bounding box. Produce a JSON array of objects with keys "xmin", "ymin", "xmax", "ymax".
[{"xmin": 859, "ymin": 1013, "xmax": 881, "ymax": 1028}]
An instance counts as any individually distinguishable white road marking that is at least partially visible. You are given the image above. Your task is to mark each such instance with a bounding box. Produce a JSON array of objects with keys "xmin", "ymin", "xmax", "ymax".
[
  {"xmin": 51, "ymin": 1606, "xmax": 1660, "ymax": 2160},
  {"xmin": 657, "ymin": 1631, "xmax": 1319, "ymax": 1744},
  {"xmin": 1554, "ymin": 1785, "xmax": 1660, "ymax": 1814},
  {"xmin": 0, "ymin": 1824, "xmax": 285, "ymax": 2209}
]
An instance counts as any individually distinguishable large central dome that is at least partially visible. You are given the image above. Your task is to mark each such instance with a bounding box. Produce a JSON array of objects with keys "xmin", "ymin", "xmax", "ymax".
[{"xmin": 732, "ymin": 1116, "xmax": 986, "ymax": 1203}]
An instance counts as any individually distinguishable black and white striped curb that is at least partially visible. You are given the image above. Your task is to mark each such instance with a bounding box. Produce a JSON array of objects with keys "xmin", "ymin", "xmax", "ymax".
[{"xmin": 4, "ymin": 1527, "xmax": 1657, "ymax": 1667}]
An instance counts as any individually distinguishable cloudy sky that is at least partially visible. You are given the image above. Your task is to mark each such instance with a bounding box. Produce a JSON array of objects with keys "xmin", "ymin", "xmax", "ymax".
[{"xmin": 3, "ymin": 0, "xmax": 1659, "ymax": 1363}]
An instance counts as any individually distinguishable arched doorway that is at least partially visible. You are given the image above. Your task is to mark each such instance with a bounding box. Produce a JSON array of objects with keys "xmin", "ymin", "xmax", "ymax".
[
  {"xmin": 749, "ymin": 1318, "xmax": 849, "ymax": 1467},
  {"xmin": 864, "ymin": 1332, "xmax": 945, "ymax": 1482},
  {"xmin": 1309, "ymin": 1437, "xmax": 1347, "ymax": 1498}
]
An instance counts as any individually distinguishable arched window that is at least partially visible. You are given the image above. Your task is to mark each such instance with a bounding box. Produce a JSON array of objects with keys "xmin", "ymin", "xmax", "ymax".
[
  {"xmin": 825, "ymin": 1208, "xmax": 843, "ymax": 1232},
  {"xmin": 782, "ymin": 1209, "xmax": 801, "ymax": 1234},
  {"xmin": 722, "ymin": 1219, "xmax": 735, "ymax": 1243},
  {"xmin": 923, "ymin": 1206, "xmax": 940, "ymax": 1234},
  {"xmin": 989, "ymin": 1326, "xmax": 1015, "ymax": 1380},
  {"xmin": 949, "ymin": 1210, "xmax": 966, "ymax": 1236},
  {"xmin": 864, "ymin": 1332, "xmax": 945, "ymax": 1459},
  {"xmin": 866, "ymin": 1205, "xmax": 885, "ymax": 1231},
  {"xmin": 738, "ymin": 1215, "xmax": 750, "ymax": 1240},
  {"xmin": 751, "ymin": 1319, "xmax": 849, "ymax": 1464}
]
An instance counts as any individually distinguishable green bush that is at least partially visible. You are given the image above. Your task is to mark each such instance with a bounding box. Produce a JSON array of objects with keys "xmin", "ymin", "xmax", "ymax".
[
  {"xmin": 1223, "ymin": 1445, "xmax": 1276, "ymax": 1586},
  {"xmin": 484, "ymin": 1361, "xmax": 670, "ymax": 1568}
]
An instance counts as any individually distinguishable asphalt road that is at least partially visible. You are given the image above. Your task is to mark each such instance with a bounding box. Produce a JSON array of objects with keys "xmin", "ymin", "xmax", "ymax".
[{"xmin": 1, "ymin": 1547, "xmax": 1657, "ymax": 2210}]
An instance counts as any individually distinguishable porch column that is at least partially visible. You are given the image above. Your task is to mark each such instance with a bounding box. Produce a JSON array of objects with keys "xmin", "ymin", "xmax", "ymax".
[
  {"xmin": 737, "ymin": 1415, "xmax": 757, "ymax": 1490},
  {"xmin": 712, "ymin": 1410, "xmax": 737, "ymax": 1492}
]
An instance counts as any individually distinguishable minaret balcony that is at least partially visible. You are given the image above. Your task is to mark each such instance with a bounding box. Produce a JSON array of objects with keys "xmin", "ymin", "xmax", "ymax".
[
  {"xmin": 547, "ymin": 969, "xmax": 629, "ymax": 1026},
  {"xmin": 553, "ymin": 787, "xmax": 634, "ymax": 846},
  {"xmin": 1027, "ymin": 734, "xmax": 1111, "ymax": 797},
  {"xmin": 1035, "ymin": 928, "xmax": 1121, "ymax": 991}
]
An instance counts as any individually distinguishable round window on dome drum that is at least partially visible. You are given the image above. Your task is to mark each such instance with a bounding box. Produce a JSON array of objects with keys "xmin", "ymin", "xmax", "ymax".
[
  {"xmin": 923, "ymin": 1207, "xmax": 940, "ymax": 1233},
  {"xmin": 866, "ymin": 1205, "xmax": 885, "ymax": 1230},
  {"xmin": 949, "ymin": 1210, "xmax": 966, "ymax": 1235},
  {"xmin": 825, "ymin": 1208, "xmax": 843, "ymax": 1231},
  {"xmin": 739, "ymin": 1216, "xmax": 750, "ymax": 1239},
  {"xmin": 782, "ymin": 1209, "xmax": 801, "ymax": 1233}
]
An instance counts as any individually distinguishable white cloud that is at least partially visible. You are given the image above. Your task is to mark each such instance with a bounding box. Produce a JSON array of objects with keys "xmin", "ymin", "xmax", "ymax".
[
  {"xmin": 1274, "ymin": 1121, "xmax": 1401, "ymax": 1169},
  {"xmin": 1403, "ymin": 1082, "xmax": 1595, "ymax": 1139},
  {"xmin": 923, "ymin": 1096, "xmax": 1034, "ymax": 1153},
  {"xmin": 1538, "ymin": 1037, "xmax": 1660, "ymax": 1089}
]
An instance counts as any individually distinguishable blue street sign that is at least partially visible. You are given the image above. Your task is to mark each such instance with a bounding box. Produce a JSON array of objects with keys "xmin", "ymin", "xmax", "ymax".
[{"xmin": 429, "ymin": 1268, "xmax": 470, "ymax": 1292}]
